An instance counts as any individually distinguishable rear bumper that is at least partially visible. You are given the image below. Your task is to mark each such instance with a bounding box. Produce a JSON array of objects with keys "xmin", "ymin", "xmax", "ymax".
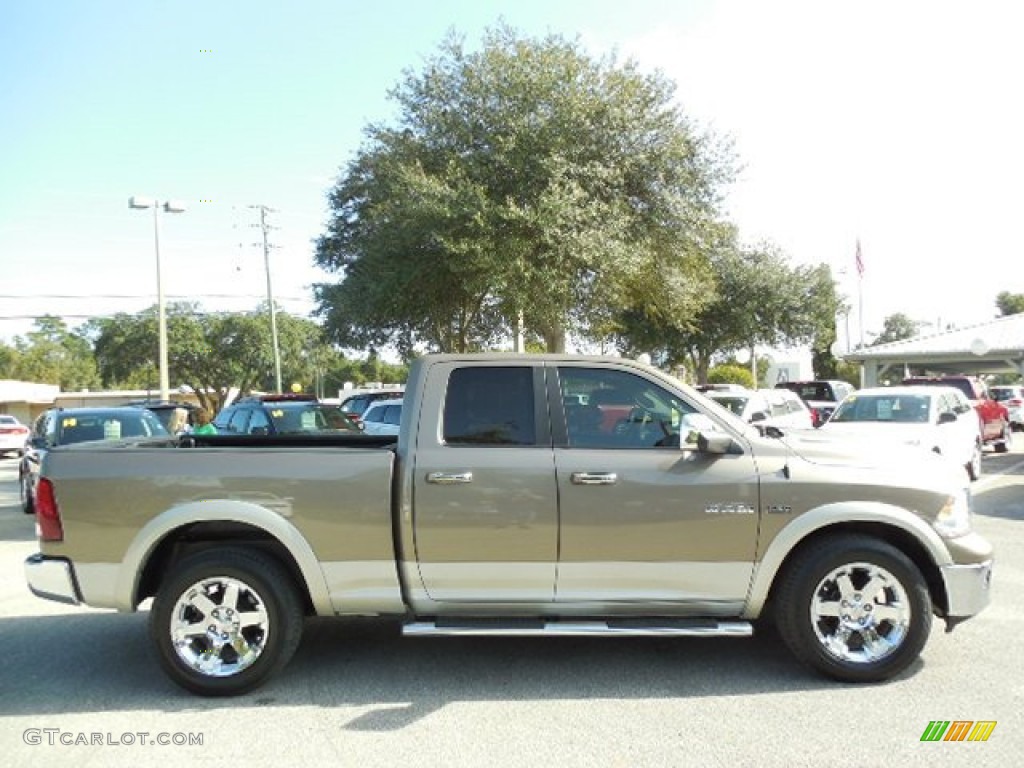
[
  {"xmin": 24, "ymin": 554, "xmax": 81, "ymax": 605},
  {"xmin": 940, "ymin": 559, "xmax": 993, "ymax": 618}
]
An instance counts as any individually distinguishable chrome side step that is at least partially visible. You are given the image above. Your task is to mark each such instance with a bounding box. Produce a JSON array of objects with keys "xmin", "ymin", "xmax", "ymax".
[{"xmin": 403, "ymin": 618, "xmax": 753, "ymax": 638}]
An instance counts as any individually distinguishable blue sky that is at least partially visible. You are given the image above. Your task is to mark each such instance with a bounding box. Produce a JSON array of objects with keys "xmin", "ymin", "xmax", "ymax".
[{"xmin": 2, "ymin": 0, "xmax": 1022, "ymax": 351}]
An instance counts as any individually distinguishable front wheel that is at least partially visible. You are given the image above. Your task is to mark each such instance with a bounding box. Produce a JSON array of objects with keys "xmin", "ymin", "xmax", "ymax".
[
  {"xmin": 150, "ymin": 548, "xmax": 304, "ymax": 696},
  {"xmin": 774, "ymin": 535, "xmax": 931, "ymax": 683}
]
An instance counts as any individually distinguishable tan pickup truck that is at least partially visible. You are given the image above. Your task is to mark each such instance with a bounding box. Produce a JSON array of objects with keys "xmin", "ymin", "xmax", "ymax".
[{"xmin": 25, "ymin": 354, "xmax": 993, "ymax": 696}]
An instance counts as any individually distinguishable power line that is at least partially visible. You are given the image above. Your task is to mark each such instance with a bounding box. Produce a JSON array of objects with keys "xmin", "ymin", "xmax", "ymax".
[{"xmin": 0, "ymin": 293, "xmax": 312, "ymax": 301}]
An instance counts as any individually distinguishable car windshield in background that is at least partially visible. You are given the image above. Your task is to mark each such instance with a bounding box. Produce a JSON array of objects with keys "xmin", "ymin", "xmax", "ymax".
[
  {"xmin": 266, "ymin": 403, "xmax": 360, "ymax": 434},
  {"xmin": 830, "ymin": 394, "xmax": 931, "ymax": 424},
  {"xmin": 791, "ymin": 384, "xmax": 832, "ymax": 401},
  {"xmin": 709, "ymin": 395, "xmax": 748, "ymax": 416},
  {"xmin": 56, "ymin": 410, "xmax": 170, "ymax": 444}
]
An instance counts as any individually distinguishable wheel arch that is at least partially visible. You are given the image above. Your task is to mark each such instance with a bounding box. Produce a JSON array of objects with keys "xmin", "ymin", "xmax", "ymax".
[
  {"xmin": 116, "ymin": 501, "xmax": 333, "ymax": 616},
  {"xmin": 746, "ymin": 503, "xmax": 952, "ymax": 620}
]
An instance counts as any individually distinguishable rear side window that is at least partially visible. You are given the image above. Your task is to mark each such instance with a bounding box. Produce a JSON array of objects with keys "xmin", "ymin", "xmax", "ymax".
[{"xmin": 443, "ymin": 367, "xmax": 536, "ymax": 446}]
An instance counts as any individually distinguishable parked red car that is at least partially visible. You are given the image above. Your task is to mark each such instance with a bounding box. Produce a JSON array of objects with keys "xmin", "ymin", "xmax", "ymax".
[{"xmin": 902, "ymin": 375, "xmax": 1011, "ymax": 452}]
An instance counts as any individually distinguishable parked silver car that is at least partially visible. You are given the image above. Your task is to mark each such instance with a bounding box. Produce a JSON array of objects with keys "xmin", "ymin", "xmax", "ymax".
[{"xmin": 360, "ymin": 398, "xmax": 403, "ymax": 436}]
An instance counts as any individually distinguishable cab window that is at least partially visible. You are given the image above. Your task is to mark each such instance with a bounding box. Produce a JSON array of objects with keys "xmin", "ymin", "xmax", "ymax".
[
  {"xmin": 443, "ymin": 367, "xmax": 536, "ymax": 446},
  {"xmin": 558, "ymin": 367, "xmax": 703, "ymax": 449}
]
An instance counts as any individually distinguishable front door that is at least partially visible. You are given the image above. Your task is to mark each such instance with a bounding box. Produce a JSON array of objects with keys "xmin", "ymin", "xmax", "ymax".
[{"xmin": 553, "ymin": 364, "xmax": 760, "ymax": 612}]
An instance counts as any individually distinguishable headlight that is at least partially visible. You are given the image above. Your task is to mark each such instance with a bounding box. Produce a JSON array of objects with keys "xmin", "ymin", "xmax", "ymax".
[{"xmin": 934, "ymin": 489, "xmax": 972, "ymax": 539}]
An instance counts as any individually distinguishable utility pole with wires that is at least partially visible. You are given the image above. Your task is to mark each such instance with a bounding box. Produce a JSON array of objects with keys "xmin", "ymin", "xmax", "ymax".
[{"xmin": 249, "ymin": 204, "xmax": 283, "ymax": 394}]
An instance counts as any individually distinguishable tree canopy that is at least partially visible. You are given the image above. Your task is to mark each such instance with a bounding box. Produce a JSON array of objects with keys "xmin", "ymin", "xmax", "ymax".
[
  {"xmin": 90, "ymin": 304, "xmax": 340, "ymax": 412},
  {"xmin": 0, "ymin": 316, "xmax": 99, "ymax": 390},
  {"xmin": 614, "ymin": 235, "xmax": 841, "ymax": 383},
  {"xmin": 871, "ymin": 313, "xmax": 921, "ymax": 346},
  {"xmin": 315, "ymin": 23, "xmax": 733, "ymax": 354},
  {"xmin": 996, "ymin": 291, "xmax": 1024, "ymax": 317}
]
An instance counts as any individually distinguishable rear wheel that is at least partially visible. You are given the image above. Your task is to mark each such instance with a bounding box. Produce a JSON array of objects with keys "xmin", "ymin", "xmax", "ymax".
[
  {"xmin": 775, "ymin": 535, "xmax": 931, "ymax": 683},
  {"xmin": 150, "ymin": 548, "xmax": 304, "ymax": 696}
]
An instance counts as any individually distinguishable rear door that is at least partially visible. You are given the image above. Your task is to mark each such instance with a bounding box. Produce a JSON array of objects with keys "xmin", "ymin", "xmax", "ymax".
[
  {"xmin": 411, "ymin": 363, "xmax": 558, "ymax": 602},
  {"xmin": 552, "ymin": 363, "xmax": 760, "ymax": 612}
]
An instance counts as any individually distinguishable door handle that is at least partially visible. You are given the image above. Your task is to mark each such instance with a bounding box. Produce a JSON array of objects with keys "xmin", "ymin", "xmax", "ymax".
[
  {"xmin": 570, "ymin": 472, "xmax": 618, "ymax": 486},
  {"xmin": 426, "ymin": 471, "xmax": 474, "ymax": 485}
]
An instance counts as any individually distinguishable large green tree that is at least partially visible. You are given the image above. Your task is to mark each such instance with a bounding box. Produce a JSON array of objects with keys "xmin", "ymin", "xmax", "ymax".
[
  {"xmin": 315, "ymin": 24, "xmax": 732, "ymax": 353},
  {"xmin": 91, "ymin": 304, "xmax": 338, "ymax": 412},
  {"xmin": 996, "ymin": 291, "xmax": 1024, "ymax": 317},
  {"xmin": 3, "ymin": 316, "xmax": 99, "ymax": 390},
  {"xmin": 616, "ymin": 235, "xmax": 839, "ymax": 384}
]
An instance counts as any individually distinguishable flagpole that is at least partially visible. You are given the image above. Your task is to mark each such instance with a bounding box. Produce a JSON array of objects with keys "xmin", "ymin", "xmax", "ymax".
[
  {"xmin": 856, "ymin": 238, "xmax": 864, "ymax": 348},
  {"xmin": 858, "ymin": 277, "xmax": 864, "ymax": 349}
]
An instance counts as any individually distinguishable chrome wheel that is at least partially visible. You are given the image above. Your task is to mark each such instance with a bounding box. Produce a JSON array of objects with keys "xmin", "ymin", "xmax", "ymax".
[
  {"xmin": 169, "ymin": 576, "xmax": 270, "ymax": 678},
  {"xmin": 810, "ymin": 561, "xmax": 911, "ymax": 665},
  {"xmin": 776, "ymin": 535, "xmax": 930, "ymax": 682},
  {"xmin": 152, "ymin": 548, "xmax": 304, "ymax": 695}
]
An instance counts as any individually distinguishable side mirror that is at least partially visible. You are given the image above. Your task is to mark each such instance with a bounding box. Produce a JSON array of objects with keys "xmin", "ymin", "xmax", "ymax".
[
  {"xmin": 938, "ymin": 412, "xmax": 957, "ymax": 425},
  {"xmin": 749, "ymin": 411, "xmax": 768, "ymax": 423},
  {"xmin": 697, "ymin": 432, "xmax": 734, "ymax": 454},
  {"xmin": 681, "ymin": 429, "xmax": 733, "ymax": 454}
]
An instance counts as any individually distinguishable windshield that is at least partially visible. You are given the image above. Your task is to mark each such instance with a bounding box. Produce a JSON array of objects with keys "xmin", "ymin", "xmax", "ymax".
[
  {"xmin": 830, "ymin": 394, "xmax": 931, "ymax": 424},
  {"xmin": 57, "ymin": 411, "xmax": 170, "ymax": 444},
  {"xmin": 268, "ymin": 404, "xmax": 361, "ymax": 434},
  {"xmin": 707, "ymin": 395, "xmax": 749, "ymax": 416}
]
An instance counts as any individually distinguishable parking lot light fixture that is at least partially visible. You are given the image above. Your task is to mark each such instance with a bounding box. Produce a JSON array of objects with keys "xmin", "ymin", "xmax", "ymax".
[{"xmin": 128, "ymin": 196, "xmax": 186, "ymax": 401}]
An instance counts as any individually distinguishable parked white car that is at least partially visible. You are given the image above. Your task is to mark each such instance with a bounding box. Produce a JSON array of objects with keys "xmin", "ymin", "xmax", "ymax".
[
  {"xmin": 360, "ymin": 398, "xmax": 403, "ymax": 436},
  {"xmin": 0, "ymin": 414, "xmax": 30, "ymax": 457},
  {"xmin": 704, "ymin": 388, "xmax": 815, "ymax": 431},
  {"xmin": 819, "ymin": 386, "xmax": 983, "ymax": 480}
]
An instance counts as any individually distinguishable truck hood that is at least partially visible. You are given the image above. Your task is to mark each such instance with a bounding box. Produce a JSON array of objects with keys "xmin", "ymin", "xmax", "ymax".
[
  {"xmin": 812, "ymin": 422, "xmax": 935, "ymax": 448},
  {"xmin": 772, "ymin": 426, "xmax": 952, "ymax": 475}
]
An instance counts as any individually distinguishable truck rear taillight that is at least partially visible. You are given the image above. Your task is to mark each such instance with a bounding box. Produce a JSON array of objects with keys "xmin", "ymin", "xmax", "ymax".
[{"xmin": 35, "ymin": 478, "xmax": 63, "ymax": 542}]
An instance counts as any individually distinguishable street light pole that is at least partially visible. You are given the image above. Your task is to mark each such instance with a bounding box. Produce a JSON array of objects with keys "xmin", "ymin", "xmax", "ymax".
[{"xmin": 129, "ymin": 196, "xmax": 185, "ymax": 402}]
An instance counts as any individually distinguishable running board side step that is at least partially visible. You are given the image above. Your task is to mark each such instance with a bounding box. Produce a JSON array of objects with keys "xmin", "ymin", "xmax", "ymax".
[{"xmin": 403, "ymin": 618, "xmax": 753, "ymax": 637}]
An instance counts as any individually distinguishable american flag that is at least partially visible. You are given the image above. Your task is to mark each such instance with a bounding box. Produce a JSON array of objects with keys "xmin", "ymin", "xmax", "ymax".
[{"xmin": 855, "ymin": 239, "xmax": 864, "ymax": 277}]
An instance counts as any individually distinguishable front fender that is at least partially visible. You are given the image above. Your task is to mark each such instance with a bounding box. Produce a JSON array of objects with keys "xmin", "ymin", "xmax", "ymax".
[
  {"xmin": 744, "ymin": 501, "xmax": 951, "ymax": 618},
  {"xmin": 114, "ymin": 500, "xmax": 333, "ymax": 615}
]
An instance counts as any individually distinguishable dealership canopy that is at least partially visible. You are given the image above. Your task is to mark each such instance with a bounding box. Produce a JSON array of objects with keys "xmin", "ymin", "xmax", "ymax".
[{"xmin": 843, "ymin": 314, "xmax": 1024, "ymax": 385}]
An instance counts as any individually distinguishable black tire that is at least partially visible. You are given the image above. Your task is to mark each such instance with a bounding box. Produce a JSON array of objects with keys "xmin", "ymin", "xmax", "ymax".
[
  {"xmin": 20, "ymin": 471, "xmax": 34, "ymax": 515},
  {"xmin": 150, "ymin": 547, "xmax": 304, "ymax": 696},
  {"xmin": 774, "ymin": 535, "xmax": 931, "ymax": 683},
  {"xmin": 994, "ymin": 425, "xmax": 1011, "ymax": 454}
]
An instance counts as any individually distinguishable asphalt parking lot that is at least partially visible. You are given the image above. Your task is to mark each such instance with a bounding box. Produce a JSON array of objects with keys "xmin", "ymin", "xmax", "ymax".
[{"xmin": 0, "ymin": 442, "xmax": 1022, "ymax": 768}]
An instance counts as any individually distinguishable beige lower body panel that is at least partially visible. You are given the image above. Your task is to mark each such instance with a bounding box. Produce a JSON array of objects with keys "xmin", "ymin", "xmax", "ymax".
[
  {"xmin": 401, "ymin": 560, "xmax": 752, "ymax": 618},
  {"xmin": 75, "ymin": 563, "xmax": 122, "ymax": 609},
  {"xmin": 321, "ymin": 561, "xmax": 406, "ymax": 615}
]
